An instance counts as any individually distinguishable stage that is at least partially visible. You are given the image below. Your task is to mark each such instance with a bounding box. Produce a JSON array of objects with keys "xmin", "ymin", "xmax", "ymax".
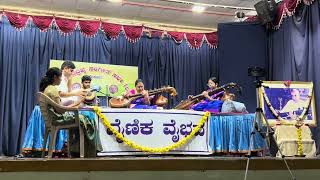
[
  {"xmin": 1, "ymin": 156, "xmax": 320, "ymax": 180},
  {"xmin": 1, "ymin": 156, "xmax": 320, "ymax": 171}
]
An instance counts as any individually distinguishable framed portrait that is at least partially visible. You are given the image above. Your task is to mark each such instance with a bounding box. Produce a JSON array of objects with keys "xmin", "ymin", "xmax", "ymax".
[{"xmin": 259, "ymin": 81, "xmax": 316, "ymax": 126}]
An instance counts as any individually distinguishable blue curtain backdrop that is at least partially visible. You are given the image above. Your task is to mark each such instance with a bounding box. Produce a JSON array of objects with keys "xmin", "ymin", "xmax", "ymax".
[
  {"xmin": 268, "ymin": 1, "xmax": 320, "ymax": 152},
  {"xmin": 217, "ymin": 21, "xmax": 268, "ymax": 112},
  {"xmin": 0, "ymin": 17, "xmax": 218, "ymax": 155}
]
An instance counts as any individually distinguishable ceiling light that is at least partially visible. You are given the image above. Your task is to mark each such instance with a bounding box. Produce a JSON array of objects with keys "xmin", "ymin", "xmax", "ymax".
[
  {"xmin": 192, "ymin": 6, "xmax": 206, "ymax": 13},
  {"xmin": 91, "ymin": 0, "xmax": 122, "ymax": 2},
  {"xmin": 235, "ymin": 11, "xmax": 245, "ymax": 19},
  {"xmin": 108, "ymin": 0, "xmax": 122, "ymax": 2}
]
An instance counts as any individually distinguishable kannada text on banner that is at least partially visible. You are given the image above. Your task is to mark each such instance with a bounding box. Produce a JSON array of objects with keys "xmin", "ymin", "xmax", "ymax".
[
  {"xmin": 50, "ymin": 60, "xmax": 138, "ymax": 97},
  {"xmin": 96, "ymin": 108, "xmax": 210, "ymax": 156}
]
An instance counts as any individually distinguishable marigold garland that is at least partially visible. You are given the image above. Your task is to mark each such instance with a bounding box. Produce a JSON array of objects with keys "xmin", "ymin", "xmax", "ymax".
[
  {"xmin": 261, "ymin": 86, "xmax": 312, "ymax": 125},
  {"xmin": 93, "ymin": 106, "xmax": 210, "ymax": 153},
  {"xmin": 296, "ymin": 126, "xmax": 304, "ymax": 156}
]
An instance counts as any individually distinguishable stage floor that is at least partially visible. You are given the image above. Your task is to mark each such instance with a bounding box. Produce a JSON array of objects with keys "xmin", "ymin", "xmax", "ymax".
[{"xmin": 1, "ymin": 156, "xmax": 320, "ymax": 172}]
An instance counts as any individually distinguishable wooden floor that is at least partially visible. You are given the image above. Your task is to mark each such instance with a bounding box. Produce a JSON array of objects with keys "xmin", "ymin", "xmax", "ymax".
[{"xmin": 1, "ymin": 156, "xmax": 320, "ymax": 172}]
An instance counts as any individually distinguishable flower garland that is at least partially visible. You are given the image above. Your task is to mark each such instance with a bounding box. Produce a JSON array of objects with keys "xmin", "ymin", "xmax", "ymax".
[
  {"xmin": 296, "ymin": 126, "xmax": 304, "ymax": 156},
  {"xmin": 93, "ymin": 106, "xmax": 210, "ymax": 153},
  {"xmin": 261, "ymin": 87, "xmax": 313, "ymax": 125}
]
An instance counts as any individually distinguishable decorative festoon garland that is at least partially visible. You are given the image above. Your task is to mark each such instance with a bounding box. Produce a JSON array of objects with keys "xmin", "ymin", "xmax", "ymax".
[
  {"xmin": 2, "ymin": 12, "xmax": 218, "ymax": 49},
  {"xmin": 261, "ymin": 86, "xmax": 313, "ymax": 125},
  {"xmin": 93, "ymin": 106, "xmax": 210, "ymax": 153},
  {"xmin": 296, "ymin": 126, "xmax": 304, "ymax": 156}
]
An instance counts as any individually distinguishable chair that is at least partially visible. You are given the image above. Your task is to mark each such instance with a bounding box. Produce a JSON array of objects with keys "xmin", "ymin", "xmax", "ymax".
[{"xmin": 37, "ymin": 92, "xmax": 84, "ymax": 158}]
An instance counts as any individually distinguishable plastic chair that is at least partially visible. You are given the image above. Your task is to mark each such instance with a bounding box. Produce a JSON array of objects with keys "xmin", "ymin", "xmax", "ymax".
[{"xmin": 37, "ymin": 92, "xmax": 84, "ymax": 158}]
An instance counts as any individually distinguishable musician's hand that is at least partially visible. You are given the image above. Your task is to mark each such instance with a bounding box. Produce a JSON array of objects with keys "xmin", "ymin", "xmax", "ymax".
[
  {"xmin": 123, "ymin": 92, "xmax": 130, "ymax": 98},
  {"xmin": 73, "ymin": 89, "xmax": 87, "ymax": 98},
  {"xmin": 142, "ymin": 90, "xmax": 149, "ymax": 98},
  {"xmin": 188, "ymin": 95, "xmax": 193, "ymax": 99},
  {"xmin": 202, "ymin": 91, "xmax": 209, "ymax": 98},
  {"xmin": 116, "ymin": 96, "xmax": 122, "ymax": 100},
  {"xmin": 96, "ymin": 97, "xmax": 100, "ymax": 105},
  {"xmin": 79, "ymin": 96, "xmax": 86, "ymax": 102},
  {"xmin": 69, "ymin": 97, "xmax": 85, "ymax": 108}
]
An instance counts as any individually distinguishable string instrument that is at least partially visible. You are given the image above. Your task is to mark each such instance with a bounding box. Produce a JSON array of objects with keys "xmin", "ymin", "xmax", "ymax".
[
  {"xmin": 155, "ymin": 95, "xmax": 169, "ymax": 107},
  {"xmin": 174, "ymin": 82, "xmax": 241, "ymax": 110},
  {"xmin": 109, "ymin": 86, "xmax": 177, "ymax": 108},
  {"xmin": 84, "ymin": 89, "xmax": 97, "ymax": 105}
]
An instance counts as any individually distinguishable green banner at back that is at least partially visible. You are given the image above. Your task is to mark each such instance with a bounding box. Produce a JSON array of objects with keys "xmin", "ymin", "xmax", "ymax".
[{"xmin": 50, "ymin": 60, "xmax": 138, "ymax": 97}]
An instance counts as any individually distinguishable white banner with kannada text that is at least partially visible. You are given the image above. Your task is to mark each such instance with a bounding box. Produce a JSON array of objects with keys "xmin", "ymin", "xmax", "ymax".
[{"xmin": 97, "ymin": 109, "xmax": 211, "ymax": 156}]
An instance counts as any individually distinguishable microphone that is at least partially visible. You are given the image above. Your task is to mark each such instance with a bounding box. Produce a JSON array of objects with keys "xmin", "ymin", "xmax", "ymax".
[
  {"xmin": 91, "ymin": 85, "xmax": 109, "ymax": 96},
  {"xmin": 91, "ymin": 85, "xmax": 102, "ymax": 92}
]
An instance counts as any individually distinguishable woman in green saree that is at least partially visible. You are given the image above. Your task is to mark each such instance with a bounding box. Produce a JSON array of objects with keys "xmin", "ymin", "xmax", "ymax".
[{"xmin": 39, "ymin": 67, "xmax": 101, "ymax": 157}]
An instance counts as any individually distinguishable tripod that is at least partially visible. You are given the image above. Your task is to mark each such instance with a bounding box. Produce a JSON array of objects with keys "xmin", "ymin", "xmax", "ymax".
[{"xmin": 243, "ymin": 80, "xmax": 296, "ymax": 180}]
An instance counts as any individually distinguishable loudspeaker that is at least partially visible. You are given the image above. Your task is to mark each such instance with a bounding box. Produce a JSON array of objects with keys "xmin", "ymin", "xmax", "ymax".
[{"xmin": 254, "ymin": 0, "xmax": 277, "ymax": 24}]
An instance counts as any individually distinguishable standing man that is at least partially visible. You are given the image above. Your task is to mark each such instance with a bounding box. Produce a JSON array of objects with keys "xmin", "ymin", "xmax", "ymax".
[
  {"xmin": 58, "ymin": 61, "xmax": 86, "ymax": 105},
  {"xmin": 57, "ymin": 61, "xmax": 96, "ymax": 157}
]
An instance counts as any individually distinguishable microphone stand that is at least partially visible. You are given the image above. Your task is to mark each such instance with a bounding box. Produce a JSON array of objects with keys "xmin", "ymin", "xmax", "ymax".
[
  {"xmin": 90, "ymin": 87, "xmax": 110, "ymax": 107},
  {"xmin": 96, "ymin": 90, "xmax": 110, "ymax": 108}
]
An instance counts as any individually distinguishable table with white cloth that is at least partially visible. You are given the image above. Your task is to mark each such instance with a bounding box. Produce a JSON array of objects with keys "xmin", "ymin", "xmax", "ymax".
[
  {"xmin": 274, "ymin": 125, "xmax": 316, "ymax": 157},
  {"xmin": 22, "ymin": 106, "xmax": 265, "ymax": 155}
]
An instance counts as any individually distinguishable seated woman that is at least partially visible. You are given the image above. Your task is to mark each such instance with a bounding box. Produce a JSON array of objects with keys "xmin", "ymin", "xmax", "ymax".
[
  {"xmin": 39, "ymin": 67, "xmax": 101, "ymax": 157},
  {"xmin": 190, "ymin": 77, "xmax": 224, "ymax": 113},
  {"xmin": 125, "ymin": 79, "xmax": 161, "ymax": 109}
]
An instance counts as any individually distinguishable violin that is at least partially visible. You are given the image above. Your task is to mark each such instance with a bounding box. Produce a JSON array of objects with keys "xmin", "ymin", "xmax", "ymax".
[
  {"xmin": 174, "ymin": 82, "xmax": 241, "ymax": 110},
  {"xmin": 109, "ymin": 86, "xmax": 177, "ymax": 108}
]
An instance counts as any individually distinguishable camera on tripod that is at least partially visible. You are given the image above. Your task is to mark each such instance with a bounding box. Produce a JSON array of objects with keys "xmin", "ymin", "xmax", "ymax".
[
  {"xmin": 248, "ymin": 67, "xmax": 266, "ymax": 88},
  {"xmin": 248, "ymin": 66, "xmax": 266, "ymax": 78}
]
